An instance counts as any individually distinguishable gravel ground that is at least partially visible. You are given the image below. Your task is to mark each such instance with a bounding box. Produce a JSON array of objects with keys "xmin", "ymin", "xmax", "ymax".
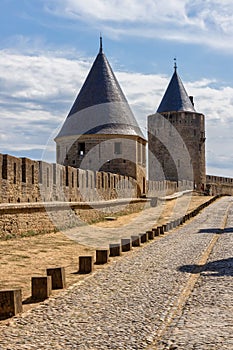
[
  {"xmin": 157, "ymin": 197, "xmax": 233, "ymax": 350},
  {"xmin": 0, "ymin": 197, "xmax": 232, "ymax": 350}
]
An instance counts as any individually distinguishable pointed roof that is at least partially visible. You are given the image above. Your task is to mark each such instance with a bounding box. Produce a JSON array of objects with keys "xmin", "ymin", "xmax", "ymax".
[
  {"xmin": 56, "ymin": 38, "xmax": 145, "ymax": 140},
  {"xmin": 157, "ymin": 65, "xmax": 196, "ymax": 113}
]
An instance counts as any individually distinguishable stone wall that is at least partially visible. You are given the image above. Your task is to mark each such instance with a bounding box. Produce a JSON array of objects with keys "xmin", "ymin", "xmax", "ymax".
[
  {"xmin": 0, "ymin": 199, "xmax": 149, "ymax": 239},
  {"xmin": 0, "ymin": 153, "xmax": 137, "ymax": 204},
  {"xmin": 0, "ymin": 153, "xmax": 192, "ymax": 205},
  {"xmin": 59, "ymin": 134, "xmax": 147, "ymax": 197},
  {"xmin": 206, "ymin": 175, "xmax": 233, "ymax": 195},
  {"xmin": 0, "ymin": 152, "xmax": 195, "ymax": 238}
]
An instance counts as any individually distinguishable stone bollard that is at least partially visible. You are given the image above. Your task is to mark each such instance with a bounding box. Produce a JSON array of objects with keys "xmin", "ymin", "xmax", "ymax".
[
  {"xmin": 139, "ymin": 232, "xmax": 148, "ymax": 243},
  {"xmin": 152, "ymin": 227, "xmax": 160, "ymax": 236},
  {"xmin": 46, "ymin": 267, "xmax": 66, "ymax": 290},
  {"xmin": 95, "ymin": 249, "xmax": 109, "ymax": 265},
  {"xmin": 109, "ymin": 243, "xmax": 121, "ymax": 257},
  {"xmin": 131, "ymin": 235, "xmax": 141, "ymax": 247},
  {"xmin": 158, "ymin": 226, "xmax": 164, "ymax": 235},
  {"xmin": 78, "ymin": 256, "xmax": 93, "ymax": 274},
  {"xmin": 121, "ymin": 238, "xmax": 132, "ymax": 252},
  {"xmin": 31, "ymin": 276, "xmax": 52, "ymax": 300},
  {"xmin": 163, "ymin": 224, "xmax": 168, "ymax": 232},
  {"xmin": 179, "ymin": 217, "xmax": 184, "ymax": 225},
  {"xmin": 147, "ymin": 230, "xmax": 155, "ymax": 240},
  {"xmin": 0, "ymin": 289, "xmax": 23, "ymax": 320}
]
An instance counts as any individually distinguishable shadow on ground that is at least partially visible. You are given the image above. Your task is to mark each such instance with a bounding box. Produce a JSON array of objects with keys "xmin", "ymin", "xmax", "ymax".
[
  {"xmin": 198, "ymin": 227, "xmax": 233, "ymax": 234},
  {"xmin": 178, "ymin": 257, "xmax": 233, "ymax": 276}
]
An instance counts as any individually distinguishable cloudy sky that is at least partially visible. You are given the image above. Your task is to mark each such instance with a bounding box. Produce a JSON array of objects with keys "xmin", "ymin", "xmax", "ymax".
[{"xmin": 0, "ymin": 0, "xmax": 233, "ymax": 177}]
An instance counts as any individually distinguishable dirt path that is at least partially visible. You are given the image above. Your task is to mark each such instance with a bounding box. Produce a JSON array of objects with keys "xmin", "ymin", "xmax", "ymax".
[{"xmin": 0, "ymin": 194, "xmax": 212, "ymax": 317}]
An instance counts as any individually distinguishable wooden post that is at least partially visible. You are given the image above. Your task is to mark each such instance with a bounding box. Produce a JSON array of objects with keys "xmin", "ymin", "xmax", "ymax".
[
  {"xmin": 131, "ymin": 235, "xmax": 141, "ymax": 247},
  {"xmin": 95, "ymin": 250, "xmax": 109, "ymax": 265},
  {"xmin": 46, "ymin": 267, "xmax": 66, "ymax": 289},
  {"xmin": 78, "ymin": 256, "xmax": 93, "ymax": 274},
  {"xmin": 109, "ymin": 243, "xmax": 121, "ymax": 257},
  {"xmin": 147, "ymin": 230, "xmax": 154, "ymax": 240},
  {"xmin": 121, "ymin": 238, "xmax": 132, "ymax": 252},
  {"xmin": 31, "ymin": 276, "xmax": 52, "ymax": 300},
  {"xmin": 0, "ymin": 289, "xmax": 22, "ymax": 320}
]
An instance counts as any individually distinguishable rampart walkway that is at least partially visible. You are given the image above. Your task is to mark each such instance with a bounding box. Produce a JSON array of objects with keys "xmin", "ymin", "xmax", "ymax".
[{"xmin": 0, "ymin": 196, "xmax": 232, "ymax": 350}]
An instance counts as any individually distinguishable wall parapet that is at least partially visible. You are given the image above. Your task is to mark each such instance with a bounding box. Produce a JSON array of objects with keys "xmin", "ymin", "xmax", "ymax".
[
  {"xmin": 206, "ymin": 174, "xmax": 233, "ymax": 196},
  {"xmin": 0, "ymin": 153, "xmax": 194, "ymax": 204}
]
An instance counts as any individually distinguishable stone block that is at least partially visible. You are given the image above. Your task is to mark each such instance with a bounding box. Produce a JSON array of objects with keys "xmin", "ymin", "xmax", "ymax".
[
  {"xmin": 46, "ymin": 267, "xmax": 66, "ymax": 289},
  {"xmin": 31, "ymin": 276, "xmax": 52, "ymax": 300},
  {"xmin": 0, "ymin": 289, "xmax": 23, "ymax": 320},
  {"xmin": 109, "ymin": 243, "xmax": 121, "ymax": 257},
  {"xmin": 131, "ymin": 235, "xmax": 141, "ymax": 247},
  {"xmin": 95, "ymin": 250, "xmax": 109, "ymax": 265},
  {"xmin": 121, "ymin": 238, "xmax": 132, "ymax": 252},
  {"xmin": 139, "ymin": 232, "xmax": 148, "ymax": 243},
  {"xmin": 152, "ymin": 227, "xmax": 159, "ymax": 236},
  {"xmin": 158, "ymin": 226, "xmax": 164, "ymax": 235},
  {"xmin": 147, "ymin": 230, "xmax": 154, "ymax": 240},
  {"xmin": 78, "ymin": 256, "xmax": 93, "ymax": 274}
]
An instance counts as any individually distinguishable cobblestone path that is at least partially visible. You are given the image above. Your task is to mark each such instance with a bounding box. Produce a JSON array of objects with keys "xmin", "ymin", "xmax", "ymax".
[
  {"xmin": 156, "ymin": 197, "xmax": 233, "ymax": 350},
  {"xmin": 0, "ymin": 196, "xmax": 232, "ymax": 350}
]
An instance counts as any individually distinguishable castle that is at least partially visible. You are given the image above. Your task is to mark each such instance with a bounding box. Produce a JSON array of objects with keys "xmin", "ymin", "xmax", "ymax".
[{"xmin": 0, "ymin": 38, "xmax": 232, "ymax": 237}]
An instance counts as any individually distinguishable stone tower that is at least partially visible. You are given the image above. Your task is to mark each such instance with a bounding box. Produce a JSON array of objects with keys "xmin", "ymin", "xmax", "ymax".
[
  {"xmin": 55, "ymin": 38, "xmax": 147, "ymax": 195},
  {"xmin": 148, "ymin": 64, "xmax": 206, "ymax": 190}
]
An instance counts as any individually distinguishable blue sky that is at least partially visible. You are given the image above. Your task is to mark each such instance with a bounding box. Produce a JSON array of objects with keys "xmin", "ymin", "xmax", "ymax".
[{"xmin": 0, "ymin": 0, "xmax": 233, "ymax": 177}]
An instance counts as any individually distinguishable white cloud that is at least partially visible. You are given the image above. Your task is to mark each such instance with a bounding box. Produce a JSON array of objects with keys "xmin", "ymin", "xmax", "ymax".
[
  {"xmin": 45, "ymin": 0, "xmax": 233, "ymax": 51},
  {"xmin": 0, "ymin": 48, "xmax": 232, "ymax": 175}
]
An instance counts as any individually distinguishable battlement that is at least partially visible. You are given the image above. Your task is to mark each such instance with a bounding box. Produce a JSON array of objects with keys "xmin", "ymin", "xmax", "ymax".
[
  {"xmin": 0, "ymin": 153, "xmax": 195, "ymax": 206},
  {"xmin": 206, "ymin": 174, "xmax": 233, "ymax": 185},
  {"xmin": 206, "ymin": 174, "xmax": 233, "ymax": 196},
  {"xmin": 0, "ymin": 153, "xmax": 139, "ymax": 204}
]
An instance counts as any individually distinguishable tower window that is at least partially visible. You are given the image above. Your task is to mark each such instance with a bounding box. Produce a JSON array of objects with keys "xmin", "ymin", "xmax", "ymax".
[
  {"xmin": 78, "ymin": 143, "xmax": 85, "ymax": 156},
  {"xmin": 114, "ymin": 142, "xmax": 122, "ymax": 154}
]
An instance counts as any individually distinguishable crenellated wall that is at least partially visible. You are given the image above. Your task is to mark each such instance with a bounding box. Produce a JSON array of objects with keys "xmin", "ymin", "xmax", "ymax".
[
  {"xmin": 0, "ymin": 154, "xmax": 138, "ymax": 204},
  {"xmin": 0, "ymin": 153, "xmax": 195, "ymax": 205},
  {"xmin": 0, "ymin": 153, "xmax": 195, "ymax": 238},
  {"xmin": 206, "ymin": 174, "xmax": 233, "ymax": 195}
]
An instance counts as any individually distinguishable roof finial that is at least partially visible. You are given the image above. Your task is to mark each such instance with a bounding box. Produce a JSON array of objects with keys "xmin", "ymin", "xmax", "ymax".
[
  {"xmin": 174, "ymin": 57, "xmax": 177, "ymax": 72},
  {"xmin": 99, "ymin": 34, "xmax": 103, "ymax": 53}
]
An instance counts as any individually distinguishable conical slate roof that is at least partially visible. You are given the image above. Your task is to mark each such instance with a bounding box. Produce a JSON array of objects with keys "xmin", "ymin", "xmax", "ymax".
[
  {"xmin": 157, "ymin": 66, "xmax": 196, "ymax": 113},
  {"xmin": 56, "ymin": 38, "xmax": 145, "ymax": 140}
]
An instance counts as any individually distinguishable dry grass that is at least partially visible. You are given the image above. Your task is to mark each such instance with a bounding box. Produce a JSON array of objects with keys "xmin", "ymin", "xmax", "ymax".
[{"xmin": 0, "ymin": 195, "xmax": 213, "ymax": 319}]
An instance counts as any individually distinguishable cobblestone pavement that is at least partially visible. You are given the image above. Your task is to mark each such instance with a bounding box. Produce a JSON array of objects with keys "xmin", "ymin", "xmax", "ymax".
[
  {"xmin": 156, "ymin": 197, "xmax": 233, "ymax": 350},
  {"xmin": 0, "ymin": 196, "xmax": 232, "ymax": 350}
]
